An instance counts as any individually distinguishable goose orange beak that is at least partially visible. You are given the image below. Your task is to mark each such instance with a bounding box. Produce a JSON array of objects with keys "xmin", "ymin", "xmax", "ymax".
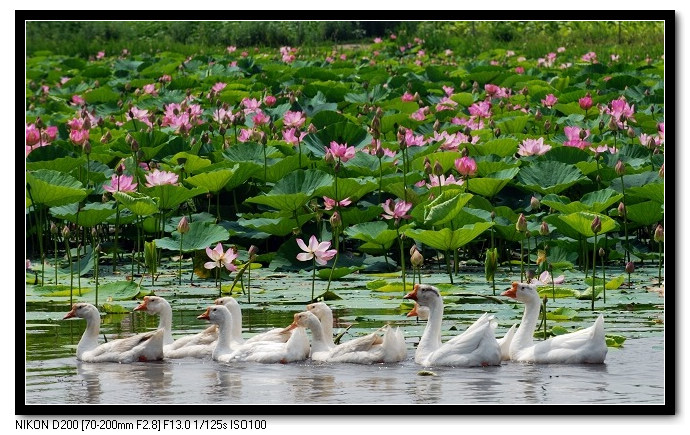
[
  {"xmin": 197, "ymin": 307, "xmax": 212, "ymax": 320},
  {"xmin": 406, "ymin": 303, "xmax": 419, "ymax": 317},
  {"xmin": 63, "ymin": 305, "xmax": 77, "ymax": 320},
  {"xmin": 403, "ymin": 284, "xmax": 419, "ymax": 301},
  {"xmin": 133, "ymin": 296, "xmax": 149, "ymax": 312},
  {"xmin": 501, "ymin": 282, "xmax": 518, "ymax": 298}
]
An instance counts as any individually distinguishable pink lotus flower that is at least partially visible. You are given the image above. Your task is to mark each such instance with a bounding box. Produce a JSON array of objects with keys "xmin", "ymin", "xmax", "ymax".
[
  {"xmin": 445, "ymin": 49, "xmax": 453, "ymax": 56},
  {"xmin": 96, "ymin": 51, "xmax": 105, "ymax": 59},
  {"xmin": 103, "ymin": 174, "xmax": 137, "ymax": 193},
  {"xmin": 454, "ymin": 156, "xmax": 477, "ymax": 177},
  {"xmin": 563, "ymin": 126, "xmax": 591, "ymax": 149},
  {"xmin": 390, "ymin": 34, "xmax": 396, "ymax": 40},
  {"xmin": 264, "ymin": 95, "xmax": 276, "ymax": 107},
  {"xmin": 468, "ymin": 101, "xmax": 492, "ymax": 118},
  {"xmin": 126, "ymin": 106, "xmax": 154, "ymax": 127},
  {"xmin": 541, "ymin": 94, "xmax": 558, "ymax": 108},
  {"xmin": 26, "ymin": 124, "xmax": 41, "ymax": 146},
  {"xmin": 282, "ymin": 128, "xmax": 306, "ymax": 146},
  {"xmin": 515, "ymin": 66, "xmax": 525, "ymax": 74},
  {"xmin": 381, "ymin": 198, "xmax": 412, "ymax": 222},
  {"xmin": 442, "ymin": 85, "xmax": 454, "ymax": 96},
  {"xmin": 435, "ymin": 97, "xmax": 457, "ymax": 112},
  {"xmin": 144, "ymin": 169, "xmax": 179, "ymax": 187},
  {"xmin": 323, "ymin": 196, "xmax": 352, "ymax": 210},
  {"xmin": 211, "ymin": 82, "xmax": 227, "ymax": 93},
  {"xmin": 410, "ymin": 107, "xmax": 428, "ymax": 121},
  {"xmin": 160, "ymin": 74, "xmax": 172, "ymax": 83},
  {"xmin": 401, "ymin": 92, "xmax": 415, "ymax": 102},
  {"xmin": 518, "ymin": 137, "xmax": 552, "ymax": 156},
  {"xmin": 69, "ymin": 129, "xmax": 89, "ymax": 146},
  {"xmin": 579, "ymin": 95, "xmax": 593, "ymax": 111},
  {"xmin": 283, "ymin": 110, "xmax": 306, "ymax": 128},
  {"xmin": 325, "ymin": 141, "xmax": 356, "ymax": 163},
  {"xmin": 589, "ymin": 144, "xmax": 612, "ymax": 154},
  {"xmin": 204, "ymin": 243, "xmax": 237, "ymax": 272},
  {"xmin": 425, "ymin": 173, "xmax": 463, "ymax": 189},
  {"xmin": 296, "ymin": 235, "xmax": 337, "ymax": 266},
  {"xmin": 241, "ymin": 97, "xmax": 261, "ymax": 114},
  {"xmin": 557, "ymin": 46, "xmax": 566, "ymax": 53},
  {"xmin": 71, "ymin": 95, "xmax": 85, "ymax": 106},
  {"xmin": 237, "ymin": 128, "xmax": 252, "ymax": 143},
  {"xmin": 44, "ymin": 126, "xmax": 58, "ymax": 142},
  {"xmin": 530, "ymin": 270, "xmax": 565, "ymax": 286},
  {"xmin": 581, "ymin": 51, "xmax": 597, "ymax": 62},
  {"xmin": 373, "ymin": 37, "xmax": 382, "ymax": 44},
  {"xmin": 142, "ymin": 84, "xmax": 157, "ymax": 95},
  {"xmin": 402, "ymin": 129, "xmax": 426, "ymax": 147},
  {"xmin": 251, "ymin": 110, "xmax": 270, "ymax": 126},
  {"xmin": 227, "ymin": 45, "xmax": 236, "ymax": 53}
]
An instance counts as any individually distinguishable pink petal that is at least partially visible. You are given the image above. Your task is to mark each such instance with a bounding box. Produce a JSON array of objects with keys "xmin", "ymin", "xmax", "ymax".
[
  {"xmin": 204, "ymin": 261, "xmax": 218, "ymax": 269},
  {"xmin": 296, "ymin": 238, "xmax": 309, "ymax": 252},
  {"xmin": 307, "ymin": 235, "xmax": 320, "ymax": 251},
  {"xmin": 296, "ymin": 253, "xmax": 313, "ymax": 262}
]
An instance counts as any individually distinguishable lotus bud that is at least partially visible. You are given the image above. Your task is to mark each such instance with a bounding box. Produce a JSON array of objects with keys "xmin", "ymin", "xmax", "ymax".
[
  {"xmin": 490, "ymin": 211, "xmax": 496, "ymax": 221},
  {"xmin": 137, "ymin": 149, "xmax": 146, "ymax": 161},
  {"xmin": 530, "ymin": 196, "xmax": 540, "ymax": 211},
  {"xmin": 516, "ymin": 213, "xmax": 527, "ymax": 232},
  {"xmin": 539, "ymin": 221, "xmax": 550, "ymax": 236},
  {"xmin": 334, "ymin": 161, "xmax": 341, "ymax": 173},
  {"xmin": 484, "ymin": 247, "xmax": 497, "ymax": 282},
  {"xmin": 115, "ymin": 163, "xmax": 124, "ymax": 175},
  {"xmin": 649, "ymin": 105, "xmax": 655, "ymax": 115},
  {"xmin": 599, "ymin": 247, "xmax": 605, "ymax": 258},
  {"xmin": 585, "ymin": 77, "xmax": 591, "ymax": 87},
  {"xmin": 100, "ymin": 131, "xmax": 112, "ymax": 144},
  {"xmin": 460, "ymin": 81, "xmax": 467, "ymax": 90},
  {"xmin": 433, "ymin": 160, "xmax": 444, "ymax": 177},
  {"xmin": 627, "ymin": 127, "xmax": 635, "ymax": 138},
  {"xmin": 177, "ymin": 216, "xmax": 190, "ymax": 235},
  {"xmin": 535, "ymin": 110, "xmax": 542, "ymax": 121},
  {"xmin": 219, "ymin": 126, "xmax": 226, "ymax": 136},
  {"xmin": 659, "ymin": 163, "xmax": 664, "ymax": 178},
  {"xmin": 83, "ymin": 141, "xmax": 91, "ymax": 155},
  {"xmin": 494, "ymin": 128, "xmax": 501, "ymax": 138},
  {"xmin": 472, "ymin": 81, "xmax": 479, "ymax": 93},
  {"xmin": 598, "ymin": 120, "xmax": 605, "ymax": 132},
  {"xmin": 615, "ymin": 159, "xmax": 625, "ymax": 176},
  {"xmin": 498, "ymin": 100, "xmax": 505, "ymax": 111},
  {"xmin": 375, "ymin": 143, "xmax": 385, "ymax": 159},
  {"xmin": 654, "ymin": 224, "xmax": 664, "ymax": 243},
  {"xmin": 489, "ymin": 119, "xmax": 495, "ymax": 129},
  {"xmin": 625, "ymin": 261, "xmax": 635, "ymax": 274},
  {"xmin": 410, "ymin": 247, "xmax": 424, "ymax": 268},
  {"xmin": 464, "ymin": 126, "xmax": 472, "ymax": 136},
  {"xmin": 526, "ymin": 269, "xmax": 535, "ymax": 282},
  {"xmin": 307, "ymin": 123, "xmax": 317, "ymax": 134},
  {"xmin": 62, "ymin": 226, "xmax": 70, "ymax": 239},
  {"xmin": 544, "ymin": 120, "xmax": 551, "ymax": 132},
  {"xmin": 330, "ymin": 211, "xmax": 342, "ymax": 229},
  {"xmin": 248, "ymin": 245, "xmax": 259, "ymax": 260},
  {"xmin": 130, "ymin": 139, "xmax": 139, "ymax": 152},
  {"xmin": 91, "ymin": 227, "xmax": 98, "ymax": 238},
  {"xmin": 50, "ymin": 221, "xmax": 58, "ymax": 235},
  {"xmin": 618, "ymin": 202, "xmax": 626, "ymax": 218},
  {"xmin": 324, "ymin": 151, "xmax": 335, "ymax": 166},
  {"xmin": 591, "ymin": 215, "xmax": 602, "ymax": 234}
]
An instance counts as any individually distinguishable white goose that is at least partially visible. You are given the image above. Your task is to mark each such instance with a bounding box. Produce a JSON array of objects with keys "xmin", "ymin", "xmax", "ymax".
[
  {"xmin": 305, "ymin": 303, "xmax": 407, "ymax": 363},
  {"xmin": 214, "ymin": 296, "xmax": 295, "ymax": 345},
  {"xmin": 63, "ymin": 303, "xmax": 164, "ymax": 363},
  {"xmin": 134, "ymin": 295, "xmax": 221, "ymax": 358},
  {"xmin": 198, "ymin": 305, "xmax": 309, "ymax": 364},
  {"xmin": 403, "ymin": 284, "xmax": 502, "ymax": 367},
  {"xmin": 405, "ymin": 301, "xmax": 516, "ymax": 361},
  {"xmin": 501, "ymin": 282, "xmax": 607, "ymax": 364}
]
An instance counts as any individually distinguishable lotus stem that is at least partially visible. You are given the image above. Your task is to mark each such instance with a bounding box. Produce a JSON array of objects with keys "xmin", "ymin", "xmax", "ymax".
[
  {"xmin": 445, "ymin": 249, "xmax": 453, "ymax": 285},
  {"xmin": 247, "ymin": 261, "xmax": 251, "ymax": 304},
  {"xmin": 178, "ymin": 234, "xmax": 183, "ymax": 286},
  {"xmin": 64, "ymin": 237, "xmax": 73, "ymax": 305},
  {"xmin": 396, "ymin": 227, "xmax": 407, "ymax": 293},
  {"xmin": 311, "ymin": 257, "xmax": 316, "ymax": 301},
  {"xmin": 326, "ymin": 227, "xmax": 339, "ymax": 292},
  {"xmin": 113, "ymin": 205, "xmax": 120, "ymax": 273},
  {"xmin": 377, "ymin": 156, "xmax": 383, "ymax": 204},
  {"xmin": 601, "ymin": 250, "xmax": 606, "ymax": 305},
  {"xmin": 520, "ymin": 238, "xmax": 524, "ymax": 282},
  {"xmin": 53, "ymin": 234, "xmax": 59, "ymax": 285},
  {"xmin": 658, "ymin": 241, "xmax": 663, "ymax": 286},
  {"xmin": 620, "ymin": 176, "xmax": 630, "ymax": 264}
]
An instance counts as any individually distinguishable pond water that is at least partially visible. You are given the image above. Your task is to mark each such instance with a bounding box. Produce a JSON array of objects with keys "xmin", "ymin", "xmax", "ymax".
[{"xmin": 22, "ymin": 264, "xmax": 666, "ymax": 408}]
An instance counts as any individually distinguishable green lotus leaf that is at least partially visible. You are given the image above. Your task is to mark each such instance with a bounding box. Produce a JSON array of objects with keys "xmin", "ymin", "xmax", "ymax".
[
  {"xmin": 406, "ymin": 222, "xmax": 494, "ymax": 251},
  {"xmin": 450, "ymin": 92, "xmax": 475, "ymax": 107},
  {"xmin": 26, "ymin": 169, "xmax": 88, "ymax": 207},
  {"xmin": 320, "ymin": 177, "xmax": 378, "ymax": 202},
  {"xmin": 339, "ymin": 205, "xmax": 384, "ymax": 228},
  {"xmin": 609, "ymin": 171, "xmax": 662, "ymax": 192},
  {"xmin": 497, "ymin": 115, "xmax": 530, "ymax": 134},
  {"xmin": 541, "ymin": 188, "xmax": 623, "ymax": 214},
  {"xmin": 344, "ymin": 221, "xmax": 398, "ymax": 248},
  {"xmin": 546, "ymin": 307, "xmax": 578, "ymax": 320},
  {"xmin": 166, "ymin": 152, "xmax": 212, "ymax": 174},
  {"xmin": 238, "ymin": 213, "xmax": 314, "ymax": 237},
  {"xmin": 50, "ymin": 202, "xmax": 116, "ymax": 227},
  {"xmin": 559, "ymin": 211, "xmax": 616, "ymax": 237},
  {"xmin": 112, "ymin": 191, "xmax": 159, "ymax": 216},
  {"xmin": 585, "ymin": 274, "xmax": 626, "ymax": 290},
  {"xmin": 264, "ymin": 154, "xmax": 304, "ymax": 183},
  {"xmin": 517, "ymin": 161, "xmax": 586, "ymax": 195},
  {"xmin": 222, "ymin": 142, "xmax": 279, "ymax": 164},
  {"xmin": 625, "ymin": 183, "xmax": 664, "ymax": 204},
  {"xmin": 316, "ymin": 266, "xmax": 364, "ymax": 280},
  {"xmin": 310, "ymin": 110, "xmax": 347, "ymax": 129},
  {"xmin": 475, "ymin": 160, "xmax": 520, "ymax": 177},
  {"xmin": 155, "ymin": 221, "xmax": 229, "ymax": 252},
  {"xmin": 381, "ymin": 113, "xmax": 416, "ymax": 134},
  {"xmin": 143, "ymin": 185, "xmax": 207, "ymax": 210},
  {"xmin": 605, "ymin": 334, "xmax": 627, "ymax": 348},
  {"xmin": 467, "ymin": 167, "xmax": 520, "ymax": 198},
  {"xmin": 543, "ymin": 214, "xmax": 586, "ymax": 240},
  {"xmin": 625, "ymin": 201, "xmax": 663, "ymax": 225},
  {"xmin": 411, "ymin": 151, "xmax": 461, "ymax": 173},
  {"xmin": 26, "ymin": 284, "xmax": 92, "ymax": 298},
  {"xmin": 184, "ymin": 168, "xmax": 236, "ymax": 193},
  {"xmin": 245, "ymin": 169, "xmax": 333, "ymax": 212},
  {"xmin": 26, "ymin": 156, "xmax": 86, "ymax": 173},
  {"xmin": 474, "ymin": 138, "xmax": 519, "ymax": 157},
  {"xmin": 84, "ymin": 280, "xmax": 142, "ymax": 301},
  {"xmin": 83, "ymin": 86, "xmax": 120, "ymax": 104},
  {"xmin": 540, "ymin": 146, "xmax": 590, "ymax": 165},
  {"xmin": 536, "ymin": 286, "xmax": 581, "ymax": 299},
  {"xmin": 423, "ymin": 191, "xmax": 474, "ymax": 227}
]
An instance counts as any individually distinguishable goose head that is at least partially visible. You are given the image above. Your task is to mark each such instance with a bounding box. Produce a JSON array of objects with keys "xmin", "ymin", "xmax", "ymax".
[
  {"xmin": 133, "ymin": 295, "xmax": 169, "ymax": 315},
  {"xmin": 403, "ymin": 284, "xmax": 442, "ymax": 308},
  {"xmin": 214, "ymin": 296, "xmax": 240, "ymax": 309},
  {"xmin": 406, "ymin": 302, "xmax": 430, "ymax": 320},
  {"xmin": 63, "ymin": 303, "xmax": 98, "ymax": 320},
  {"xmin": 306, "ymin": 302, "xmax": 330, "ymax": 319},
  {"xmin": 197, "ymin": 305, "xmax": 231, "ymax": 325},
  {"xmin": 289, "ymin": 311, "xmax": 321, "ymax": 331},
  {"xmin": 501, "ymin": 282, "xmax": 540, "ymax": 304}
]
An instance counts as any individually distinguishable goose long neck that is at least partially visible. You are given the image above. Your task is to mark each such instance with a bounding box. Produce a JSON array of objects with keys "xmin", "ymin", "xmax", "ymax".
[
  {"xmin": 77, "ymin": 310, "xmax": 101, "ymax": 356},
  {"xmin": 157, "ymin": 303, "xmax": 174, "ymax": 344},
  {"xmin": 213, "ymin": 311, "xmax": 234, "ymax": 358},
  {"xmin": 417, "ymin": 297, "xmax": 443, "ymax": 357},
  {"xmin": 318, "ymin": 309, "xmax": 335, "ymax": 347},
  {"xmin": 225, "ymin": 303, "xmax": 244, "ymax": 344},
  {"xmin": 306, "ymin": 317, "xmax": 331, "ymax": 354},
  {"xmin": 513, "ymin": 297, "xmax": 541, "ymax": 349}
]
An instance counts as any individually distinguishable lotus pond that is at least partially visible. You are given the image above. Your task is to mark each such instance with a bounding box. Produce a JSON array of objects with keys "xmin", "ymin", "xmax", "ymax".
[{"xmin": 24, "ymin": 27, "xmax": 666, "ymax": 407}]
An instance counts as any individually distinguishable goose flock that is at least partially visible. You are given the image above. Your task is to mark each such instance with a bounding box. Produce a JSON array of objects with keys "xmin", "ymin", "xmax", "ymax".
[{"xmin": 62, "ymin": 282, "xmax": 607, "ymax": 366}]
